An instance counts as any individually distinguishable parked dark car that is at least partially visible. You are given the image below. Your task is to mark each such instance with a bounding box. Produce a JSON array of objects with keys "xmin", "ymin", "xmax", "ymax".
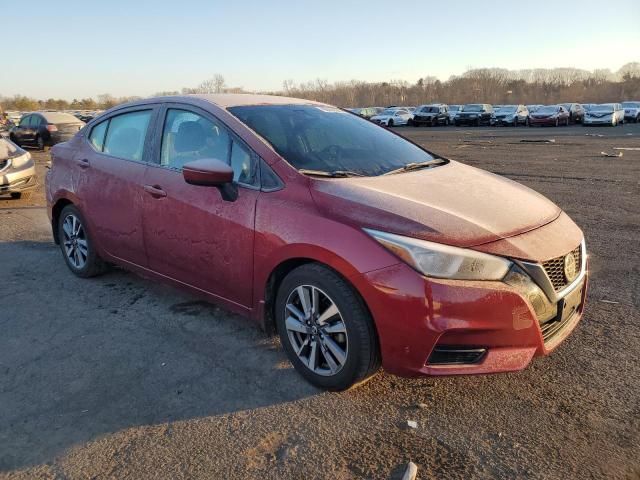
[
  {"xmin": 454, "ymin": 104, "xmax": 494, "ymax": 126},
  {"xmin": 621, "ymin": 101, "xmax": 640, "ymax": 123},
  {"xmin": 10, "ymin": 112, "xmax": 85, "ymax": 150},
  {"xmin": 410, "ymin": 104, "xmax": 450, "ymax": 126},
  {"xmin": 493, "ymin": 105, "xmax": 530, "ymax": 126},
  {"xmin": 560, "ymin": 103, "xmax": 585, "ymax": 124},
  {"xmin": 529, "ymin": 105, "xmax": 570, "ymax": 127},
  {"xmin": 46, "ymin": 94, "xmax": 587, "ymax": 390}
]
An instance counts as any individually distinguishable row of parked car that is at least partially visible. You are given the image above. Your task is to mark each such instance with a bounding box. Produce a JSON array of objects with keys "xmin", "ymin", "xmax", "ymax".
[{"xmin": 348, "ymin": 101, "xmax": 640, "ymax": 127}]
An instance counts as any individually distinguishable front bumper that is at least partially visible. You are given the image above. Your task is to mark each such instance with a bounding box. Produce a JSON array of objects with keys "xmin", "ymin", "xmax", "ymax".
[
  {"xmin": 354, "ymin": 256, "xmax": 587, "ymax": 378},
  {"xmin": 0, "ymin": 161, "xmax": 37, "ymax": 194},
  {"xmin": 529, "ymin": 117, "xmax": 559, "ymax": 126},
  {"xmin": 494, "ymin": 117, "xmax": 517, "ymax": 126},
  {"xmin": 583, "ymin": 117, "xmax": 613, "ymax": 125}
]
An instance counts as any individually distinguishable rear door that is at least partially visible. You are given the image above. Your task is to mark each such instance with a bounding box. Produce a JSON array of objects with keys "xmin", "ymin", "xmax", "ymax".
[
  {"xmin": 75, "ymin": 106, "xmax": 159, "ymax": 267},
  {"xmin": 141, "ymin": 104, "xmax": 260, "ymax": 307}
]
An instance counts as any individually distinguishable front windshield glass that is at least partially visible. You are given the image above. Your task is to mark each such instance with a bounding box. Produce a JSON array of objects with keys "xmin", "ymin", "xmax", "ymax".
[
  {"xmin": 419, "ymin": 106, "xmax": 438, "ymax": 113},
  {"xmin": 228, "ymin": 104, "xmax": 441, "ymax": 177},
  {"xmin": 461, "ymin": 104, "xmax": 483, "ymax": 112},
  {"xmin": 449, "ymin": 105, "xmax": 461, "ymax": 111},
  {"xmin": 536, "ymin": 106, "xmax": 558, "ymax": 114},
  {"xmin": 622, "ymin": 102, "xmax": 640, "ymax": 108},
  {"xmin": 380, "ymin": 109, "xmax": 397, "ymax": 116},
  {"xmin": 591, "ymin": 104, "xmax": 614, "ymax": 112},
  {"xmin": 496, "ymin": 106, "xmax": 517, "ymax": 113}
]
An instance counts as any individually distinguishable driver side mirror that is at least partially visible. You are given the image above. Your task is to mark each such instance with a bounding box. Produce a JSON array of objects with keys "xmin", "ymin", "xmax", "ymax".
[{"xmin": 182, "ymin": 158, "xmax": 238, "ymax": 202}]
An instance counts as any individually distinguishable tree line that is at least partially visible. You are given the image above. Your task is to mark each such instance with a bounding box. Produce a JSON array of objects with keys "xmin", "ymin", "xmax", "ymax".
[{"xmin": 2, "ymin": 63, "xmax": 639, "ymax": 112}]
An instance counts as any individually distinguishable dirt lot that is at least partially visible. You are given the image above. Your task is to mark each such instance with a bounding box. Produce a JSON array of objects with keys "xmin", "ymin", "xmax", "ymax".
[{"xmin": 1, "ymin": 124, "xmax": 639, "ymax": 479}]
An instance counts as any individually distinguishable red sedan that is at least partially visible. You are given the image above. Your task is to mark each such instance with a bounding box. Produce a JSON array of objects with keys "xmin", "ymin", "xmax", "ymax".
[
  {"xmin": 529, "ymin": 105, "xmax": 571, "ymax": 126},
  {"xmin": 46, "ymin": 94, "xmax": 587, "ymax": 390}
]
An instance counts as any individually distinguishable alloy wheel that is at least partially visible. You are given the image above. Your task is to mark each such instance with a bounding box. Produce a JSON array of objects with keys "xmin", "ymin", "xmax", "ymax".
[
  {"xmin": 284, "ymin": 285, "xmax": 349, "ymax": 376},
  {"xmin": 62, "ymin": 214, "xmax": 88, "ymax": 269}
]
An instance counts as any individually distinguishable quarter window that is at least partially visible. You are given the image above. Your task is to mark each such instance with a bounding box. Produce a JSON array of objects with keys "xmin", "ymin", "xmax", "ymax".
[
  {"xmin": 230, "ymin": 140, "xmax": 257, "ymax": 184},
  {"xmin": 103, "ymin": 110, "xmax": 152, "ymax": 161},
  {"xmin": 89, "ymin": 120, "xmax": 108, "ymax": 151}
]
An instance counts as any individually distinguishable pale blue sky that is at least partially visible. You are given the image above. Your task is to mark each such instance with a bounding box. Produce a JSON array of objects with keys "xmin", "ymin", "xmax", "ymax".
[{"xmin": 2, "ymin": 0, "xmax": 638, "ymax": 100}]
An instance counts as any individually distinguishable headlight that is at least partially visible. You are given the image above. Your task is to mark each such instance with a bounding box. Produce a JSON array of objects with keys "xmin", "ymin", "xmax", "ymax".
[
  {"xmin": 10, "ymin": 151, "xmax": 31, "ymax": 169},
  {"xmin": 503, "ymin": 265, "xmax": 556, "ymax": 322},
  {"xmin": 364, "ymin": 229, "xmax": 512, "ymax": 280}
]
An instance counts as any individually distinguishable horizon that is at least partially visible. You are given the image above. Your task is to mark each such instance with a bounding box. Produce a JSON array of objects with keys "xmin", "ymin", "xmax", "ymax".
[{"xmin": 1, "ymin": 0, "xmax": 638, "ymax": 101}]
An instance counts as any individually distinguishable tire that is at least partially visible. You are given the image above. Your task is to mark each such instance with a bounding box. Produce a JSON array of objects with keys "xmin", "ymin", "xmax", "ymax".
[
  {"xmin": 275, "ymin": 263, "xmax": 381, "ymax": 391},
  {"xmin": 57, "ymin": 204, "xmax": 108, "ymax": 278},
  {"xmin": 476, "ymin": 118, "xmax": 481, "ymax": 127},
  {"xmin": 36, "ymin": 135, "xmax": 45, "ymax": 151},
  {"xmin": 565, "ymin": 118, "xmax": 570, "ymax": 126},
  {"xmin": 555, "ymin": 118, "xmax": 559, "ymax": 127},
  {"xmin": 445, "ymin": 118, "xmax": 450, "ymax": 126},
  {"xmin": 10, "ymin": 191, "xmax": 31, "ymax": 200},
  {"xmin": 454, "ymin": 121, "xmax": 460, "ymax": 127}
]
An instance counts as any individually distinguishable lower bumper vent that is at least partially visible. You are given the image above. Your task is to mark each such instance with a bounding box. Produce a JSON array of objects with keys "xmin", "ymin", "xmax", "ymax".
[{"xmin": 427, "ymin": 347, "xmax": 487, "ymax": 365}]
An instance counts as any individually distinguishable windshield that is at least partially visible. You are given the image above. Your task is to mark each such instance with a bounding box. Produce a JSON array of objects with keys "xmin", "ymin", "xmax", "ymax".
[
  {"xmin": 449, "ymin": 105, "xmax": 461, "ymax": 111},
  {"xmin": 591, "ymin": 104, "xmax": 614, "ymax": 113},
  {"xmin": 461, "ymin": 104, "xmax": 483, "ymax": 112},
  {"xmin": 622, "ymin": 102, "xmax": 640, "ymax": 108},
  {"xmin": 228, "ymin": 104, "xmax": 440, "ymax": 177},
  {"xmin": 536, "ymin": 106, "xmax": 558, "ymax": 114},
  {"xmin": 380, "ymin": 109, "xmax": 398, "ymax": 116},
  {"xmin": 419, "ymin": 106, "xmax": 438, "ymax": 113},
  {"xmin": 496, "ymin": 106, "xmax": 517, "ymax": 113}
]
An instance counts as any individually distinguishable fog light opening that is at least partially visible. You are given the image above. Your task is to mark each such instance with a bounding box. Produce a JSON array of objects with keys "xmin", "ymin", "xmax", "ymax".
[{"xmin": 427, "ymin": 347, "xmax": 487, "ymax": 365}]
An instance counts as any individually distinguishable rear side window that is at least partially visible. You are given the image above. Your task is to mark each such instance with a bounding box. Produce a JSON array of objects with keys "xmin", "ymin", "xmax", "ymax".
[
  {"xmin": 103, "ymin": 110, "xmax": 151, "ymax": 161},
  {"xmin": 89, "ymin": 120, "xmax": 108, "ymax": 151}
]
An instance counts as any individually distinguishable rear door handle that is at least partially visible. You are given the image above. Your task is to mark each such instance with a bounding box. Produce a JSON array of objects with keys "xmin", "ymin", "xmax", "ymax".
[
  {"xmin": 78, "ymin": 158, "xmax": 90, "ymax": 169},
  {"xmin": 143, "ymin": 185, "xmax": 167, "ymax": 198}
]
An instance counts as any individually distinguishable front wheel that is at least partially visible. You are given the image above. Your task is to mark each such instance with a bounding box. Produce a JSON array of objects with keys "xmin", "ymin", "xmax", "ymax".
[
  {"xmin": 57, "ymin": 205, "xmax": 108, "ymax": 278},
  {"xmin": 36, "ymin": 135, "xmax": 46, "ymax": 151},
  {"xmin": 387, "ymin": 119, "xmax": 394, "ymax": 127},
  {"xmin": 276, "ymin": 264, "xmax": 380, "ymax": 390}
]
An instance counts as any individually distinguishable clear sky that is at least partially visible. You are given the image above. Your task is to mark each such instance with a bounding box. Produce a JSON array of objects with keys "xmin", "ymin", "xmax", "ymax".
[{"xmin": 2, "ymin": 0, "xmax": 638, "ymax": 100}]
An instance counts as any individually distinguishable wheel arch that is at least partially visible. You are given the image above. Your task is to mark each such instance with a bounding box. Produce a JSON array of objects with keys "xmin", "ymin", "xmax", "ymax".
[
  {"xmin": 51, "ymin": 197, "xmax": 75, "ymax": 244},
  {"xmin": 261, "ymin": 256, "xmax": 381, "ymax": 357}
]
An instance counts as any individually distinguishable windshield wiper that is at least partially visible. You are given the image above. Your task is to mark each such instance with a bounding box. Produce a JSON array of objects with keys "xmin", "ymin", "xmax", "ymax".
[
  {"xmin": 298, "ymin": 169, "xmax": 364, "ymax": 178},
  {"xmin": 382, "ymin": 159, "xmax": 443, "ymax": 176}
]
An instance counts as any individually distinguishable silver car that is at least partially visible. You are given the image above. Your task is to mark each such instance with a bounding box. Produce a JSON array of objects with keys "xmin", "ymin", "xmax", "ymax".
[
  {"xmin": 583, "ymin": 103, "xmax": 625, "ymax": 126},
  {"xmin": 0, "ymin": 138, "xmax": 37, "ymax": 199}
]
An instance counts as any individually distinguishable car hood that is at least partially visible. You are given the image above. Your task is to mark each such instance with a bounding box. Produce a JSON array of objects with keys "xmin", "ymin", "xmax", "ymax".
[{"xmin": 309, "ymin": 160, "xmax": 561, "ymax": 248}]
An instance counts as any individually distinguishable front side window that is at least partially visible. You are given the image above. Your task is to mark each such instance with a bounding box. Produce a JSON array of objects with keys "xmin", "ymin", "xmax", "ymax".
[
  {"xmin": 89, "ymin": 120, "xmax": 108, "ymax": 151},
  {"xmin": 229, "ymin": 104, "xmax": 440, "ymax": 177},
  {"xmin": 103, "ymin": 110, "xmax": 151, "ymax": 161},
  {"xmin": 160, "ymin": 109, "xmax": 230, "ymax": 170}
]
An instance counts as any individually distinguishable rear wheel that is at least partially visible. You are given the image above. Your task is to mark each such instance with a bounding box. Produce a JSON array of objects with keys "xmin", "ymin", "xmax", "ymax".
[
  {"xmin": 57, "ymin": 205, "xmax": 108, "ymax": 278},
  {"xmin": 275, "ymin": 264, "xmax": 380, "ymax": 390}
]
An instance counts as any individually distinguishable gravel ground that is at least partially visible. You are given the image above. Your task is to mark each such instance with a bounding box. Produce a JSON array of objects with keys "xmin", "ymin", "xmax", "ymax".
[{"xmin": 1, "ymin": 124, "xmax": 639, "ymax": 479}]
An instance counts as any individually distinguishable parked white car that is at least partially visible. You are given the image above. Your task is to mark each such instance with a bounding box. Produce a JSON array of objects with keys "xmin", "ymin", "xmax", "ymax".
[
  {"xmin": 583, "ymin": 103, "xmax": 625, "ymax": 126},
  {"xmin": 621, "ymin": 101, "xmax": 640, "ymax": 123},
  {"xmin": 448, "ymin": 105, "xmax": 461, "ymax": 123},
  {"xmin": 370, "ymin": 107, "xmax": 413, "ymax": 127}
]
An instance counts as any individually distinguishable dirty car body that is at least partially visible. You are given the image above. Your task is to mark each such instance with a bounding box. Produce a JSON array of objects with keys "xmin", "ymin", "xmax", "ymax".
[{"xmin": 46, "ymin": 94, "xmax": 588, "ymax": 390}]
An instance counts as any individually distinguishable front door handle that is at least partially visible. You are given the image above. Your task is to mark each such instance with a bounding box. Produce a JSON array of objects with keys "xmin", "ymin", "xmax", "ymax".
[
  {"xmin": 143, "ymin": 185, "xmax": 167, "ymax": 198},
  {"xmin": 78, "ymin": 158, "xmax": 90, "ymax": 169}
]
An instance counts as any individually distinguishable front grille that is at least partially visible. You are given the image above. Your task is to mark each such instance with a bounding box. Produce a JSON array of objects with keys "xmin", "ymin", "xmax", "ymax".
[{"xmin": 542, "ymin": 245, "xmax": 582, "ymax": 291}]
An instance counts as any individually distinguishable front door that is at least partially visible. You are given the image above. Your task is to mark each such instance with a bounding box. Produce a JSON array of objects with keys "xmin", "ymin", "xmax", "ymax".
[{"xmin": 142, "ymin": 105, "xmax": 260, "ymax": 307}]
